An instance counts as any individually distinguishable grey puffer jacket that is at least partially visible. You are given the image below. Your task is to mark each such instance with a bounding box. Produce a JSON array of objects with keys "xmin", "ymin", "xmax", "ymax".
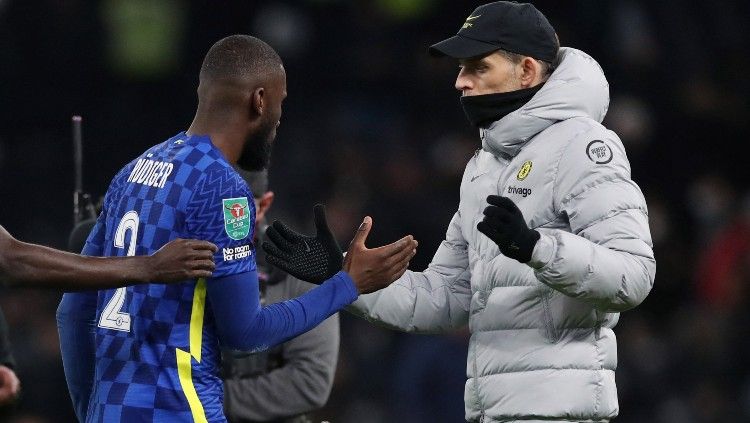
[{"xmin": 348, "ymin": 48, "xmax": 655, "ymax": 422}]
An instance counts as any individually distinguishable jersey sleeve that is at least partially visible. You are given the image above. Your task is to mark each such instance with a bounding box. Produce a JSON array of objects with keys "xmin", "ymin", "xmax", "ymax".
[
  {"xmin": 185, "ymin": 168, "xmax": 257, "ymax": 278},
  {"xmin": 57, "ymin": 224, "xmax": 102, "ymax": 422},
  {"xmin": 82, "ymin": 212, "xmax": 107, "ymax": 256}
]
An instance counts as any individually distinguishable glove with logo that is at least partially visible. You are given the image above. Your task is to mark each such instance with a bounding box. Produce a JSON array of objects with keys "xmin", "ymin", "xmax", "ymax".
[
  {"xmin": 262, "ymin": 204, "xmax": 343, "ymax": 284},
  {"xmin": 477, "ymin": 195, "xmax": 540, "ymax": 263}
]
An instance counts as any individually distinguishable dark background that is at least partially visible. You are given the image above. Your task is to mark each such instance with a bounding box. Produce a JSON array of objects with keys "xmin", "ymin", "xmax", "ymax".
[{"xmin": 1, "ymin": 0, "xmax": 749, "ymax": 422}]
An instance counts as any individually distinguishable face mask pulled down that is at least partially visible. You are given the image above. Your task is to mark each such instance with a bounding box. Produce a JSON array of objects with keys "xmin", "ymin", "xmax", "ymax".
[{"xmin": 460, "ymin": 84, "xmax": 543, "ymax": 127}]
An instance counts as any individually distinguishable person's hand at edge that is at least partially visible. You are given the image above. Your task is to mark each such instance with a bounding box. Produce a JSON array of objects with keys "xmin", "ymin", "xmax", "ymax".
[{"xmin": 0, "ymin": 365, "xmax": 20, "ymax": 406}]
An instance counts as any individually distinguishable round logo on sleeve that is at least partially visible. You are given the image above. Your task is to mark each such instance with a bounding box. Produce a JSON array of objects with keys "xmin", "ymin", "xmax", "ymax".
[{"xmin": 586, "ymin": 140, "xmax": 613, "ymax": 164}]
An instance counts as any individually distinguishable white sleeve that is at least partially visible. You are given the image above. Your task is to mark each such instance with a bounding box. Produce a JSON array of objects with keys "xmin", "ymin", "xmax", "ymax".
[
  {"xmin": 347, "ymin": 211, "xmax": 472, "ymax": 333},
  {"xmin": 529, "ymin": 131, "xmax": 656, "ymax": 312}
]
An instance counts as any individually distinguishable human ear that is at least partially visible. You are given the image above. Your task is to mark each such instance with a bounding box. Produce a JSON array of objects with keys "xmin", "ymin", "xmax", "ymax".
[
  {"xmin": 251, "ymin": 87, "xmax": 265, "ymax": 116},
  {"xmin": 519, "ymin": 57, "xmax": 540, "ymax": 88},
  {"xmin": 255, "ymin": 191, "xmax": 275, "ymax": 222}
]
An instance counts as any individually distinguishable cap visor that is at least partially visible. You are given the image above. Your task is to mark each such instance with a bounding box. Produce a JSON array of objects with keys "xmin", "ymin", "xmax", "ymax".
[{"xmin": 428, "ymin": 35, "xmax": 499, "ymax": 59}]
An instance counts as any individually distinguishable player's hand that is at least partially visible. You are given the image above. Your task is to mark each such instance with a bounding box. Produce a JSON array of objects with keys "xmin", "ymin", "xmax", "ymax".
[
  {"xmin": 262, "ymin": 204, "xmax": 344, "ymax": 283},
  {"xmin": 342, "ymin": 217, "xmax": 418, "ymax": 294},
  {"xmin": 477, "ymin": 195, "xmax": 540, "ymax": 263},
  {"xmin": 148, "ymin": 239, "xmax": 218, "ymax": 282},
  {"xmin": 0, "ymin": 365, "xmax": 20, "ymax": 406}
]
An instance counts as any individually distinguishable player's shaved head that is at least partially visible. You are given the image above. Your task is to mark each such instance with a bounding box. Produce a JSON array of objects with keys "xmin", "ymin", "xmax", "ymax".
[
  {"xmin": 189, "ymin": 35, "xmax": 287, "ymax": 172},
  {"xmin": 199, "ymin": 35, "xmax": 284, "ymax": 84}
]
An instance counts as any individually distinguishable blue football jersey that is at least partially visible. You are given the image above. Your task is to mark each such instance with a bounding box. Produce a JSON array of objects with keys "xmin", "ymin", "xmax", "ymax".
[{"xmin": 84, "ymin": 132, "xmax": 256, "ymax": 422}]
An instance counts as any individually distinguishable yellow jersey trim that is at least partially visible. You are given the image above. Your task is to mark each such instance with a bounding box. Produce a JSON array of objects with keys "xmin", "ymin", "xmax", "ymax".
[{"xmin": 176, "ymin": 278, "xmax": 208, "ymax": 423}]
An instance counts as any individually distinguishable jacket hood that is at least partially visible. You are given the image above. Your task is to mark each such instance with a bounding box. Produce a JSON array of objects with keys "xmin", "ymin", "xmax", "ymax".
[{"xmin": 480, "ymin": 47, "xmax": 610, "ymax": 159}]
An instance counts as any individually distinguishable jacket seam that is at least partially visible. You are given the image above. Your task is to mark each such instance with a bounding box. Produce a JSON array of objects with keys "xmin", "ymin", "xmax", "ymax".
[
  {"xmin": 472, "ymin": 326, "xmax": 606, "ymax": 331},
  {"xmin": 593, "ymin": 332, "xmax": 603, "ymax": 415},
  {"xmin": 541, "ymin": 291, "xmax": 558, "ymax": 343},
  {"xmin": 443, "ymin": 239, "xmax": 469, "ymax": 252},
  {"xmin": 529, "ymin": 216, "xmax": 558, "ymax": 230},
  {"xmin": 571, "ymin": 206, "xmax": 646, "ymax": 234},
  {"xmin": 473, "ymin": 367, "xmax": 615, "ymax": 377},
  {"xmin": 559, "ymin": 174, "xmax": 638, "ymax": 208},
  {"xmin": 473, "ymin": 338, "xmax": 483, "ymax": 418},
  {"xmin": 391, "ymin": 281, "xmax": 453, "ymax": 294},
  {"xmin": 483, "ymin": 420, "xmax": 609, "ymax": 423}
]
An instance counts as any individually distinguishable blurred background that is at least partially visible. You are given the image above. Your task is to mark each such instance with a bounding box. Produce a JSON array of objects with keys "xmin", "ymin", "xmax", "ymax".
[{"xmin": 1, "ymin": 0, "xmax": 749, "ymax": 422}]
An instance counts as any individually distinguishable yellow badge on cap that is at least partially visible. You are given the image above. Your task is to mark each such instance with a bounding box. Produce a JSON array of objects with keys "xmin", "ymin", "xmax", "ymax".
[{"xmin": 517, "ymin": 161, "xmax": 532, "ymax": 181}]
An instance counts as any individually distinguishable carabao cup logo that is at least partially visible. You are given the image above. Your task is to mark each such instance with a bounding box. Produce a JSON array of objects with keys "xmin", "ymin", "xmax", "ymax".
[
  {"xmin": 222, "ymin": 197, "xmax": 251, "ymax": 240},
  {"xmin": 229, "ymin": 203, "xmax": 245, "ymax": 218}
]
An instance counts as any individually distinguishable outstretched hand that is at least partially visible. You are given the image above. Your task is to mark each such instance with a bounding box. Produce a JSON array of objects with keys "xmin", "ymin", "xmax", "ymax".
[
  {"xmin": 342, "ymin": 216, "xmax": 418, "ymax": 294},
  {"xmin": 262, "ymin": 204, "xmax": 344, "ymax": 283},
  {"xmin": 262, "ymin": 205, "xmax": 419, "ymax": 293}
]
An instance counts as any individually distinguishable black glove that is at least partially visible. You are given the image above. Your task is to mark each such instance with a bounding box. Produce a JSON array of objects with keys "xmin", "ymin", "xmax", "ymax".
[
  {"xmin": 477, "ymin": 195, "xmax": 540, "ymax": 263},
  {"xmin": 261, "ymin": 204, "xmax": 343, "ymax": 283}
]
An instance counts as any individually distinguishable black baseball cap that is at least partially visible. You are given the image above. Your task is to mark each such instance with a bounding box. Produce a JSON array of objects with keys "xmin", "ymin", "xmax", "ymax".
[{"xmin": 429, "ymin": 1, "xmax": 557, "ymax": 63}]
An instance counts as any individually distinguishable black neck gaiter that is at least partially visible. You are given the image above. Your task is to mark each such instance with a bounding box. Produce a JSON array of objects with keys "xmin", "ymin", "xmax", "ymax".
[{"xmin": 460, "ymin": 84, "xmax": 543, "ymax": 127}]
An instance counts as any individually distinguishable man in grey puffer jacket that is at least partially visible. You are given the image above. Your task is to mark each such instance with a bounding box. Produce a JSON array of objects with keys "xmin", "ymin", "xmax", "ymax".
[{"xmin": 348, "ymin": 2, "xmax": 656, "ymax": 422}]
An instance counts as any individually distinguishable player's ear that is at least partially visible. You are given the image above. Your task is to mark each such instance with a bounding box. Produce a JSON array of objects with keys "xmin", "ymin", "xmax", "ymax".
[
  {"xmin": 519, "ymin": 57, "xmax": 540, "ymax": 88},
  {"xmin": 256, "ymin": 191, "xmax": 275, "ymax": 222},
  {"xmin": 251, "ymin": 87, "xmax": 265, "ymax": 117}
]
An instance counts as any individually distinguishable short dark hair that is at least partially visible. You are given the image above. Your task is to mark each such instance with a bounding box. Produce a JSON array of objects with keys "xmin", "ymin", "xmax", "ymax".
[
  {"xmin": 497, "ymin": 35, "xmax": 559, "ymax": 80},
  {"xmin": 199, "ymin": 35, "xmax": 283, "ymax": 82}
]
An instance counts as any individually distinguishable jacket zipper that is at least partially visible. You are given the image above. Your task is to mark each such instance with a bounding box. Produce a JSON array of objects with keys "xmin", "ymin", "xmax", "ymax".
[
  {"xmin": 542, "ymin": 291, "xmax": 559, "ymax": 343},
  {"xmin": 473, "ymin": 307, "xmax": 484, "ymax": 421}
]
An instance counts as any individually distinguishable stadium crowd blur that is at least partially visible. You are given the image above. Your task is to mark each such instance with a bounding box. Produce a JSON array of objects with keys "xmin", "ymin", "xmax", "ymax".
[{"xmin": 0, "ymin": 1, "xmax": 748, "ymax": 422}]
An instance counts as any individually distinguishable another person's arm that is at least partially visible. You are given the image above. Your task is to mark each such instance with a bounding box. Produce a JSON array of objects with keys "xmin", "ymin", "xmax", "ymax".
[
  {"xmin": 56, "ymin": 215, "xmax": 106, "ymax": 422},
  {"xmin": 223, "ymin": 277, "xmax": 340, "ymax": 421},
  {"xmin": 57, "ymin": 291, "xmax": 97, "ymax": 421},
  {"xmin": 346, "ymin": 210, "xmax": 472, "ymax": 333},
  {"xmin": 208, "ymin": 217, "xmax": 413, "ymax": 351},
  {"xmin": 188, "ymin": 170, "xmax": 416, "ymax": 352},
  {"xmin": 0, "ymin": 224, "xmax": 216, "ymax": 290}
]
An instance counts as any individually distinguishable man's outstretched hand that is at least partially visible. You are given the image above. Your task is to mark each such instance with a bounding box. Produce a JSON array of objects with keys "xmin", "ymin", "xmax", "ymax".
[
  {"xmin": 262, "ymin": 204, "xmax": 344, "ymax": 283},
  {"xmin": 342, "ymin": 216, "xmax": 418, "ymax": 294},
  {"xmin": 262, "ymin": 205, "xmax": 418, "ymax": 293},
  {"xmin": 148, "ymin": 239, "xmax": 218, "ymax": 282}
]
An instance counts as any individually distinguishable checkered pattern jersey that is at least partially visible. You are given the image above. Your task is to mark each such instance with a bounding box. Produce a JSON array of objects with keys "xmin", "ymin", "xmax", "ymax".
[{"xmin": 83, "ymin": 132, "xmax": 256, "ymax": 422}]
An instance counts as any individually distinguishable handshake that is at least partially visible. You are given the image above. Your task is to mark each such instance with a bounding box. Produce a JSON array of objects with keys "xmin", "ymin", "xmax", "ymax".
[{"xmin": 261, "ymin": 205, "xmax": 418, "ymax": 294}]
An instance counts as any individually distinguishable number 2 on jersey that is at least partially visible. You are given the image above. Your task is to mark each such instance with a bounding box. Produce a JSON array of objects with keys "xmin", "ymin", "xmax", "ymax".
[{"xmin": 98, "ymin": 210, "xmax": 139, "ymax": 332}]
